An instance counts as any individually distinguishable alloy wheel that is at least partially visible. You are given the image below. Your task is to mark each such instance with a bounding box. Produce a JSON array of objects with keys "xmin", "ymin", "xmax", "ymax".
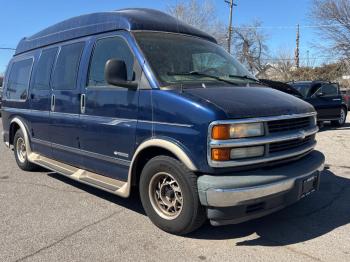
[{"xmin": 148, "ymin": 172, "xmax": 183, "ymax": 220}]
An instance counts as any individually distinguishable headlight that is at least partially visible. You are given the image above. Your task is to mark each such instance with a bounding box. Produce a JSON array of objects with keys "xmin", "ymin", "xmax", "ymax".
[{"xmin": 212, "ymin": 122, "xmax": 264, "ymax": 140}]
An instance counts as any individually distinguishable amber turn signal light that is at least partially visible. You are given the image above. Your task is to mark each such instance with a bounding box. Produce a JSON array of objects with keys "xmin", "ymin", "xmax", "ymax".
[
  {"xmin": 212, "ymin": 125, "xmax": 230, "ymax": 140},
  {"xmin": 211, "ymin": 148, "xmax": 230, "ymax": 161}
]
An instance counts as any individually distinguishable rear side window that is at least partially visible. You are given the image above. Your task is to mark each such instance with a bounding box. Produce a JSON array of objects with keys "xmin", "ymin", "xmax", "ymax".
[
  {"xmin": 7, "ymin": 59, "xmax": 33, "ymax": 100},
  {"xmin": 52, "ymin": 42, "xmax": 84, "ymax": 90},
  {"xmin": 88, "ymin": 37, "xmax": 134, "ymax": 87},
  {"xmin": 33, "ymin": 47, "xmax": 58, "ymax": 90}
]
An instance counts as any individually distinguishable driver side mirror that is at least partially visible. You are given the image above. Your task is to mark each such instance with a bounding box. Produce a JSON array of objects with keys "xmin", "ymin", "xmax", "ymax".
[
  {"xmin": 316, "ymin": 92, "xmax": 325, "ymax": 97},
  {"xmin": 104, "ymin": 59, "xmax": 137, "ymax": 89}
]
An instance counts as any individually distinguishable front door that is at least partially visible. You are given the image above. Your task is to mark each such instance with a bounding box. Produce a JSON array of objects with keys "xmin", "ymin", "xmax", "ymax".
[
  {"xmin": 29, "ymin": 47, "xmax": 58, "ymax": 157},
  {"xmin": 78, "ymin": 35, "xmax": 139, "ymax": 182},
  {"xmin": 49, "ymin": 42, "xmax": 85, "ymax": 166},
  {"xmin": 306, "ymin": 83, "xmax": 342, "ymax": 120}
]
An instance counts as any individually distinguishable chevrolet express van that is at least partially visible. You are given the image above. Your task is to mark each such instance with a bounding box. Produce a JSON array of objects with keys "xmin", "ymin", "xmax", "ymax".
[{"xmin": 1, "ymin": 9, "xmax": 325, "ymax": 235}]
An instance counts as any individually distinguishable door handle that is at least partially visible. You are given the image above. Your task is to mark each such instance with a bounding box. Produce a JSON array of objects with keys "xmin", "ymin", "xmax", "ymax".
[
  {"xmin": 80, "ymin": 94, "xmax": 86, "ymax": 114},
  {"xmin": 51, "ymin": 94, "xmax": 55, "ymax": 112}
]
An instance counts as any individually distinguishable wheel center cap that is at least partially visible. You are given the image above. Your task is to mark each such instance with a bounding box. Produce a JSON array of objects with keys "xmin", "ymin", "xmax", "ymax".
[
  {"xmin": 160, "ymin": 186, "xmax": 175, "ymax": 202},
  {"xmin": 165, "ymin": 188, "xmax": 175, "ymax": 199}
]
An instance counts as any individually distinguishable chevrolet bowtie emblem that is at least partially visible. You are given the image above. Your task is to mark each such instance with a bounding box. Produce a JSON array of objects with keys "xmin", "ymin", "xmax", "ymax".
[{"xmin": 299, "ymin": 131, "xmax": 306, "ymax": 140}]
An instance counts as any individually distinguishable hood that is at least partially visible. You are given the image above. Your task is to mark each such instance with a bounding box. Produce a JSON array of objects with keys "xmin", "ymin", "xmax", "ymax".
[{"xmin": 183, "ymin": 85, "xmax": 315, "ymax": 119}]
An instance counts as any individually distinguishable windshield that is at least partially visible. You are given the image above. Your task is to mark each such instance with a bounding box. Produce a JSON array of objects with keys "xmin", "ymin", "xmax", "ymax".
[
  {"xmin": 134, "ymin": 32, "xmax": 257, "ymax": 87},
  {"xmin": 289, "ymin": 83, "xmax": 312, "ymax": 98}
]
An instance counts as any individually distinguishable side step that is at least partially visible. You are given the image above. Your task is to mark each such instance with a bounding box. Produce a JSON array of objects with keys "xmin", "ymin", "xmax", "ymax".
[{"xmin": 28, "ymin": 152, "xmax": 129, "ymax": 197}]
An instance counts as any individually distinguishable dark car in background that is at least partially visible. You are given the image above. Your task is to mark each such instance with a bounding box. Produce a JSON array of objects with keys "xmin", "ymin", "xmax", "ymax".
[
  {"xmin": 261, "ymin": 79, "xmax": 347, "ymax": 127},
  {"xmin": 289, "ymin": 81, "xmax": 347, "ymax": 126}
]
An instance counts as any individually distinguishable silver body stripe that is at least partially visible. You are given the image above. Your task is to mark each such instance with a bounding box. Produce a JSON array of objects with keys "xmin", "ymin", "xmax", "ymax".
[
  {"xmin": 2, "ymin": 107, "xmax": 192, "ymax": 127},
  {"xmin": 31, "ymin": 138, "xmax": 131, "ymax": 167}
]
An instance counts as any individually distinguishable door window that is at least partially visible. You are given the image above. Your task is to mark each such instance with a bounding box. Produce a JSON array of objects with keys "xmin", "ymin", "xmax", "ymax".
[
  {"xmin": 7, "ymin": 58, "xmax": 33, "ymax": 100},
  {"xmin": 52, "ymin": 42, "xmax": 85, "ymax": 90},
  {"xmin": 88, "ymin": 37, "xmax": 134, "ymax": 87},
  {"xmin": 315, "ymin": 84, "xmax": 339, "ymax": 97},
  {"xmin": 33, "ymin": 48, "xmax": 58, "ymax": 90}
]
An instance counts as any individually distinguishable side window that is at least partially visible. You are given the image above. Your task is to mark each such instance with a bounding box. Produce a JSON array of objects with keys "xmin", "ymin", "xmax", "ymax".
[
  {"xmin": 33, "ymin": 47, "xmax": 58, "ymax": 90},
  {"xmin": 320, "ymin": 84, "xmax": 338, "ymax": 97},
  {"xmin": 7, "ymin": 59, "xmax": 33, "ymax": 100},
  {"xmin": 52, "ymin": 42, "xmax": 84, "ymax": 90},
  {"xmin": 88, "ymin": 37, "xmax": 134, "ymax": 87}
]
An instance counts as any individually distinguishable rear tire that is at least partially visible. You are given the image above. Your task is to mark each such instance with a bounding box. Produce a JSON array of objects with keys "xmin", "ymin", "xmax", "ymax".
[
  {"xmin": 14, "ymin": 129, "xmax": 38, "ymax": 171},
  {"xmin": 331, "ymin": 107, "xmax": 347, "ymax": 127},
  {"xmin": 139, "ymin": 156, "xmax": 206, "ymax": 235}
]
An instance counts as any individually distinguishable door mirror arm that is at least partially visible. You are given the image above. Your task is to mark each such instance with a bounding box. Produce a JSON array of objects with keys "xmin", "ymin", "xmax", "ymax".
[{"xmin": 105, "ymin": 59, "xmax": 138, "ymax": 89}]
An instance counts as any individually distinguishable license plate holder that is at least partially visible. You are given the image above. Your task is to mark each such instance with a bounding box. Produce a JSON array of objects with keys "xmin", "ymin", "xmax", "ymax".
[{"xmin": 300, "ymin": 175, "xmax": 319, "ymax": 198}]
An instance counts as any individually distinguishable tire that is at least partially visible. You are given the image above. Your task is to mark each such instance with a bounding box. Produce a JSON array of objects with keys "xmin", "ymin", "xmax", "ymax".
[
  {"xmin": 331, "ymin": 107, "xmax": 347, "ymax": 127},
  {"xmin": 139, "ymin": 156, "xmax": 206, "ymax": 235},
  {"xmin": 13, "ymin": 129, "xmax": 38, "ymax": 171}
]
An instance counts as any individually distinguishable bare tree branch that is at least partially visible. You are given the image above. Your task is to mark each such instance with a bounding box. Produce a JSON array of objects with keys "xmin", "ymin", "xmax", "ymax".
[
  {"xmin": 232, "ymin": 20, "xmax": 270, "ymax": 74},
  {"xmin": 167, "ymin": 1, "xmax": 270, "ymax": 74},
  {"xmin": 167, "ymin": 0, "xmax": 226, "ymax": 45},
  {"xmin": 311, "ymin": 0, "xmax": 350, "ymax": 59}
]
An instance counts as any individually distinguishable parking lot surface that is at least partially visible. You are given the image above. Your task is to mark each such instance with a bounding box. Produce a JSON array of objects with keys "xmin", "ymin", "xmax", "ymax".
[{"xmin": 0, "ymin": 117, "xmax": 349, "ymax": 262}]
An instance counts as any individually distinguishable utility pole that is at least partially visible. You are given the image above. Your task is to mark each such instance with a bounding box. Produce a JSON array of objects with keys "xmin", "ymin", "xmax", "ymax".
[
  {"xmin": 306, "ymin": 50, "xmax": 310, "ymax": 68},
  {"xmin": 294, "ymin": 24, "xmax": 300, "ymax": 68},
  {"xmin": 225, "ymin": 0, "xmax": 237, "ymax": 54}
]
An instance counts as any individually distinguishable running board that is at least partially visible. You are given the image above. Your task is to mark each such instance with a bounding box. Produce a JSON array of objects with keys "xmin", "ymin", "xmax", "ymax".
[{"xmin": 28, "ymin": 152, "xmax": 128, "ymax": 196}]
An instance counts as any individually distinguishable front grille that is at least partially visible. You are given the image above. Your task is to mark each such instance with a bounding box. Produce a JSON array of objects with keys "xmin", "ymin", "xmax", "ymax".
[
  {"xmin": 269, "ymin": 135, "xmax": 315, "ymax": 153},
  {"xmin": 268, "ymin": 117, "xmax": 311, "ymax": 133}
]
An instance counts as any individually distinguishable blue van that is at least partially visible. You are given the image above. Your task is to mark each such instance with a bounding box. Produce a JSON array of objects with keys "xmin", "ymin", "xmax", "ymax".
[{"xmin": 1, "ymin": 9, "xmax": 325, "ymax": 234}]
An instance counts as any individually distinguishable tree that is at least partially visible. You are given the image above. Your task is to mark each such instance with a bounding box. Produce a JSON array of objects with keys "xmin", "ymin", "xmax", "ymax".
[
  {"xmin": 167, "ymin": 0, "xmax": 270, "ymax": 74},
  {"xmin": 167, "ymin": 0, "xmax": 226, "ymax": 46},
  {"xmin": 232, "ymin": 21, "xmax": 269, "ymax": 74},
  {"xmin": 310, "ymin": 0, "xmax": 350, "ymax": 60}
]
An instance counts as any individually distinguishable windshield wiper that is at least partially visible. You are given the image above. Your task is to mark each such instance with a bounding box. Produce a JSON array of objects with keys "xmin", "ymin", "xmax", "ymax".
[
  {"xmin": 228, "ymin": 74, "xmax": 260, "ymax": 83},
  {"xmin": 167, "ymin": 71, "xmax": 238, "ymax": 86}
]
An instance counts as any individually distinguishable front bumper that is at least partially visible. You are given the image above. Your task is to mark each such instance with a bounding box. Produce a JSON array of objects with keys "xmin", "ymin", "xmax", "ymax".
[{"xmin": 198, "ymin": 150, "xmax": 325, "ymax": 225}]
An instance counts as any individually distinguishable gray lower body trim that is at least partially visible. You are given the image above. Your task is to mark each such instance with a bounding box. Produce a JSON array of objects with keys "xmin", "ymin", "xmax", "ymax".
[{"xmin": 31, "ymin": 138, "xmax": 130, "ymax": 167}]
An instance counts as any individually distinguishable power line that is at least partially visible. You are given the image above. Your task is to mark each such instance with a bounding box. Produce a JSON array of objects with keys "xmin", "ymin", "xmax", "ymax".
[
  {"xmin": 0, "ymin": 47, "xmax": 15, "ymax": 51},
  {"xmin": 264, "ymin": 56, "xmax": 336, "ymax": 61},
  {"xmin": 235, "ymin": 23, "xmax": 350, "ymax": 30}
]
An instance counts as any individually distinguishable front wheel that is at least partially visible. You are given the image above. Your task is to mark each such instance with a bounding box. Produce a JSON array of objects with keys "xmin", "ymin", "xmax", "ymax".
[
  {"xmin": 139, "ymin": 156, "xmax": 206, "ymax": 235},
  {"xmin": 331, "ymin": 107, "xmax": 347, "ymax": 127}
]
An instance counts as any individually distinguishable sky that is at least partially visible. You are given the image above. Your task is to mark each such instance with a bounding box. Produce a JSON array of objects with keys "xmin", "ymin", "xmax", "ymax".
[{"xmin": 0, "ymin": 0, "xmax": 321, "ymax": 74}]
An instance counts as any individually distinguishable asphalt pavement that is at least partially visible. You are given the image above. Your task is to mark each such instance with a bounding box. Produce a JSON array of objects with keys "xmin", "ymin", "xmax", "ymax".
[{"xmin": 0, "ymin": 117, "xmax": 349, "ymax": 262}]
